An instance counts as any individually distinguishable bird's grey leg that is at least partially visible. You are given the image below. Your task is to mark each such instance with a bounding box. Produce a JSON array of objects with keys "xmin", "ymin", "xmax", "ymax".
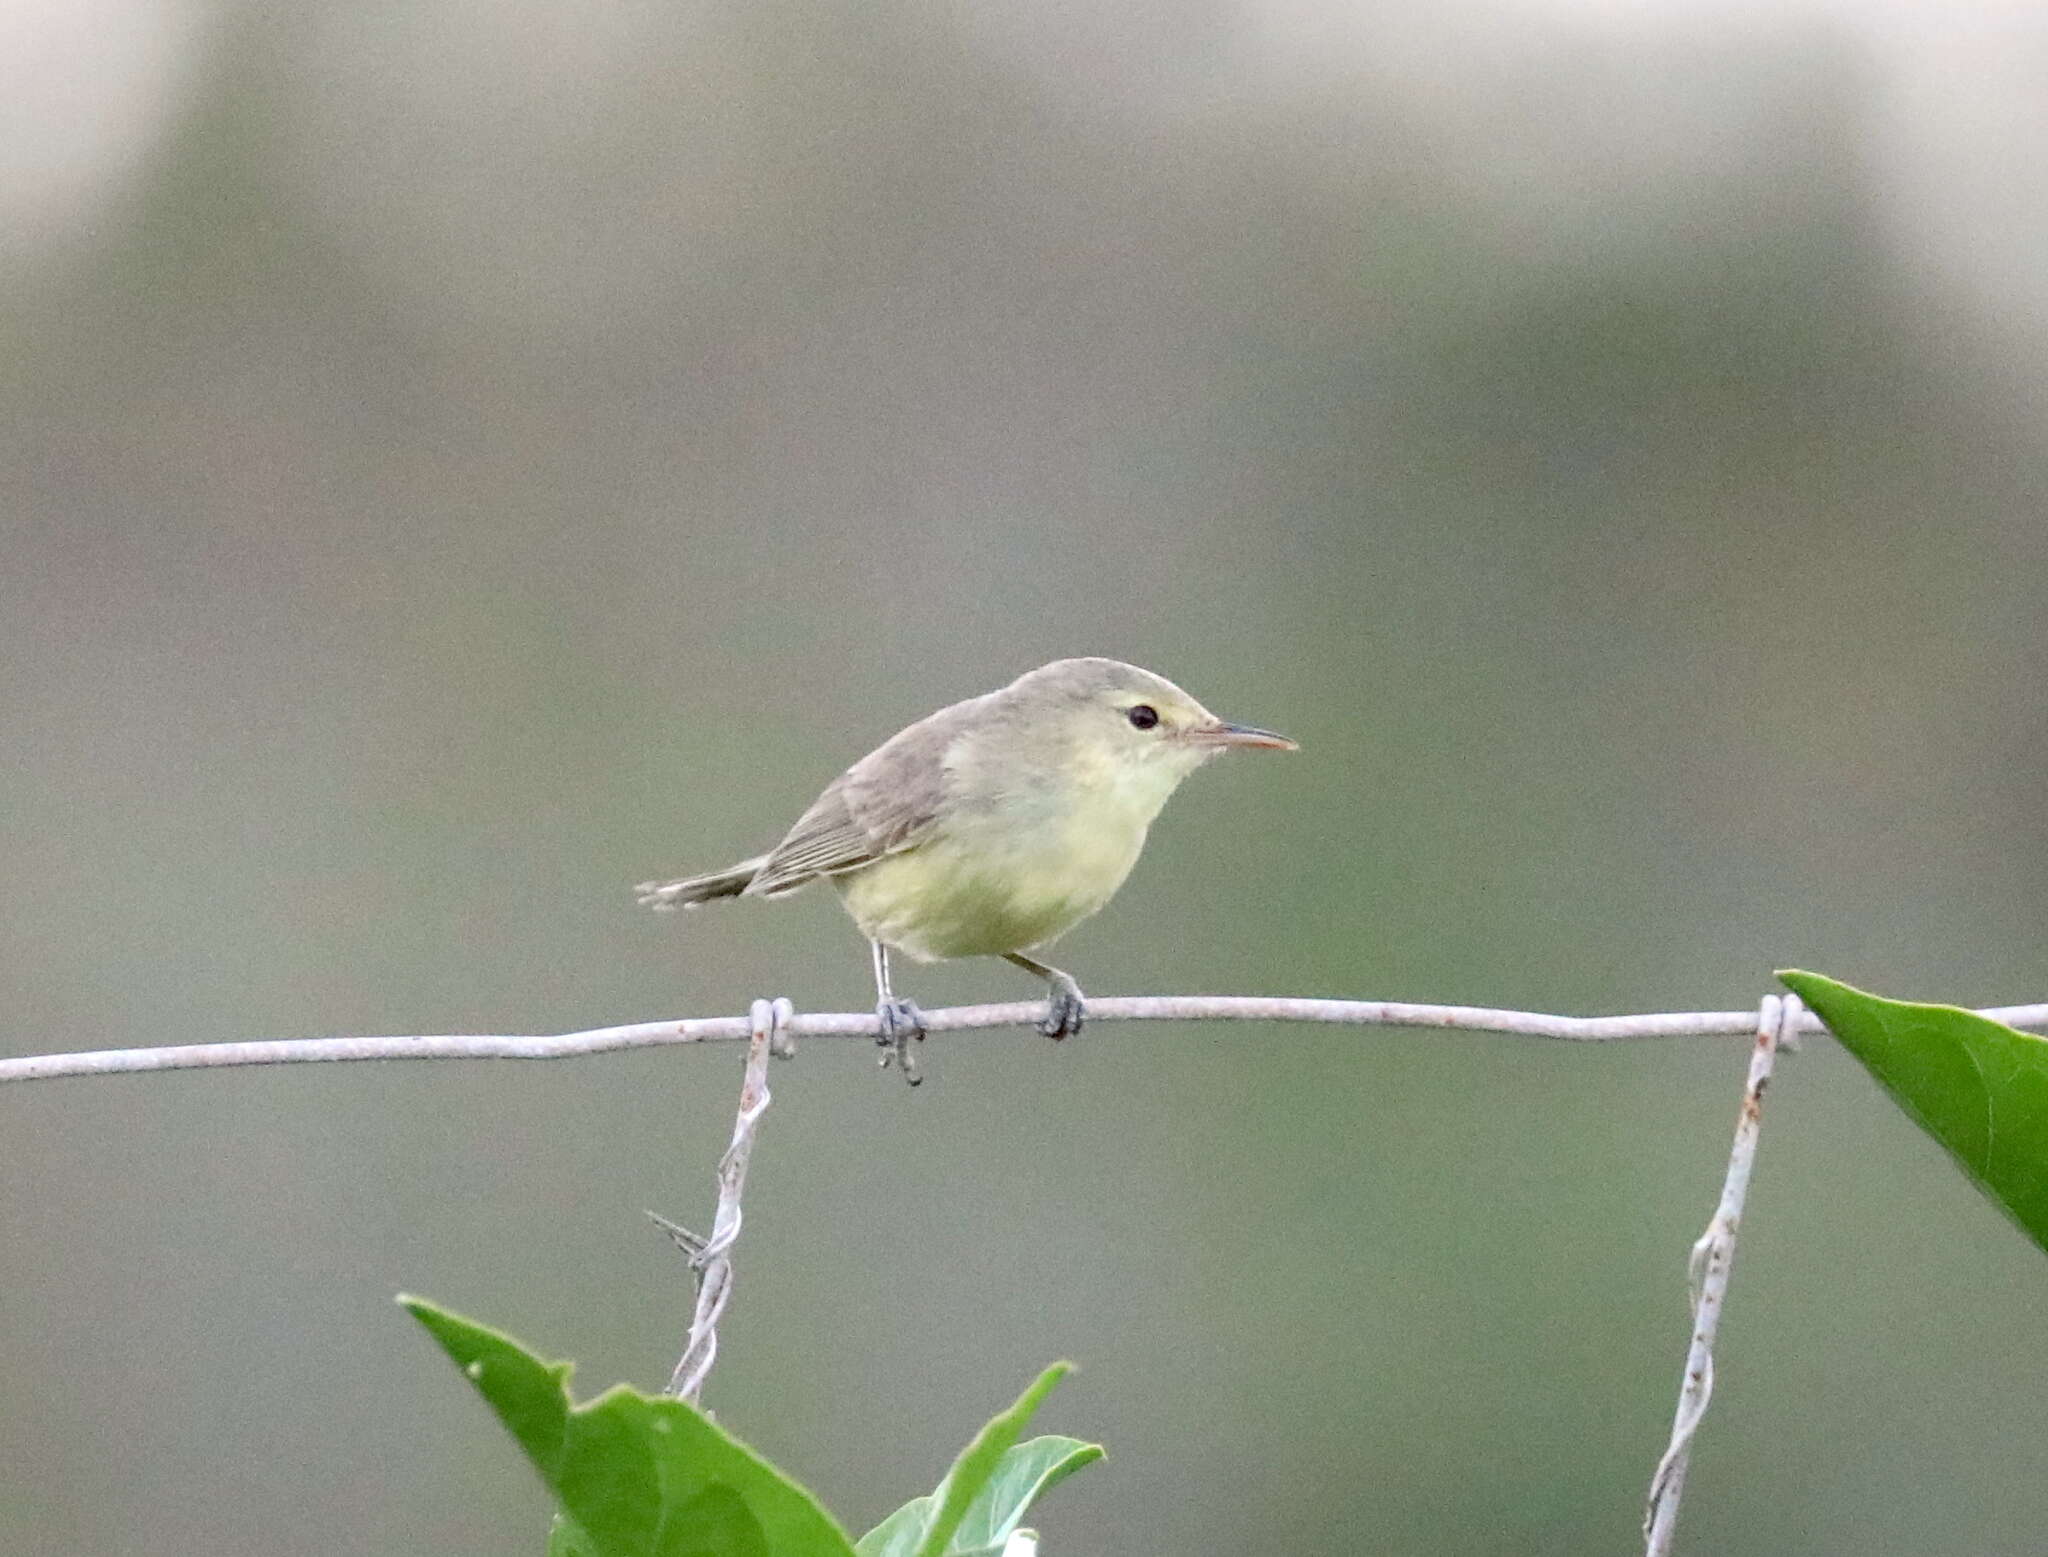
[
  {"xmin": 1003, "ymin": 952, "xmax": 1085, "ymax": 1040},
  {"xmin": 870, "ymin": 939, "xmax": 925, "ymax": 1085}
]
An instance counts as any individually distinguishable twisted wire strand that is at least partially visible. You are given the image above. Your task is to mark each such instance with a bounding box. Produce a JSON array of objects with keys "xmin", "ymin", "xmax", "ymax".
[
  {"xmin": 665, "ymin": 997, "xmax": 787, "ymax": 1404},
  {"xmin": 1642, "ymin": 991, "xmax": 1800, "ymax": 1554}
]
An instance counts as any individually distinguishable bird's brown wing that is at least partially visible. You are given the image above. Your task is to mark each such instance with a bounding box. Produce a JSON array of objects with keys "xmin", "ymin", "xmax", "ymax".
[{"xmin": 743, "ymin": 709, "xmax": 961, "ymax": 897}]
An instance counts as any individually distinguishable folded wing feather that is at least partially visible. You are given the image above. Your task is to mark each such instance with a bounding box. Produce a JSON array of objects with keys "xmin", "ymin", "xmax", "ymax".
[{"xmin": 743, "ymin": 711, "xmax": 959, "ymax": 896}]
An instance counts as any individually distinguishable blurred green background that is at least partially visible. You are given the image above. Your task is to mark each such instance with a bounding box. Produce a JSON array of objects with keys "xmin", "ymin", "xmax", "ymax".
[{"xmin": 5, "ymin": 1, "xmax": 2047, "ymax": 1552}]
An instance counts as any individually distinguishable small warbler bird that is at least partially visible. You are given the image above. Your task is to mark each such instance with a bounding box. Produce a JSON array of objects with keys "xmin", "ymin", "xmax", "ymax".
[{"xmin": 636, "ymin": 658, "xmax": 1295, "ymax": 1082}]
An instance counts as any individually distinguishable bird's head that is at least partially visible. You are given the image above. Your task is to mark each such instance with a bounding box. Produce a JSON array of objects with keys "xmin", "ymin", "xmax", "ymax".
[{"xmin": 1000, "ymin": 658, "xmax": 1296, "ymax": 798}]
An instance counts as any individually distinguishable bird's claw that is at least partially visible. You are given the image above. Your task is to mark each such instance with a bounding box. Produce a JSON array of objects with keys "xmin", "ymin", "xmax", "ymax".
[
  {"xmin": 877, "ymin": 997, "xmax": 926, "ymax": 1086},
  {"xmin": 1040, "ymin": 975, "xmax": 1085, "ymax": 1040}
]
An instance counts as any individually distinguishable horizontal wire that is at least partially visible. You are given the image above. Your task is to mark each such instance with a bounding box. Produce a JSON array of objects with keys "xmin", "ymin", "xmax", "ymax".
[{"xmin": 5, "ymin": 995, "xmax": 2045, "ymax": 1085}]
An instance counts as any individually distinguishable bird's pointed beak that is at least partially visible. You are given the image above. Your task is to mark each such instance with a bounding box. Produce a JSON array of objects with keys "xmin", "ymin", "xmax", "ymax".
[{"xmin": 1187, "ymin": 720, "xmax": 1298, "ymax": 752}]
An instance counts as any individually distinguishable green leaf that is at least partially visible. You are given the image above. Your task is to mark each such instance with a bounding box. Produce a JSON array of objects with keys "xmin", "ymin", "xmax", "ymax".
[
  {"xmin": 855, "ymin": 1368, "xmax": 1090, "ymax": 1557},
  {"xmin": 852, "ymin": 1495, "xmax": 929, "ymax": 1557},
  {"xmin": 855, "ymin": 1439, "xmax": 1099, "ymax": 1557},
  {"xmin": 548, "ymin": 1512, "xmax": 599, "ymax": 1557},
  {"xmin": 1780, "ymin": 970, "xmax": 2048, "ymax": 1256},
  {"xmin": 402, "ymin": 1296, "xmax": 859, "ymax": 1557},
  {"xmin": 945, "ymin": 1438, "xmax": 1101, "ymax": 1554},
  {"xmin": 916, "ymin": 1365, "xmax": 1069, "ymax": 1557}
]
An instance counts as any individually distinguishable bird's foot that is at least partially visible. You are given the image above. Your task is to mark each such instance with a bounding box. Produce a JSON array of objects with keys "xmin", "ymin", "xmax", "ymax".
[
  {"xmin": 1040, "ymin": 974, "xmax": 1085, "ymax": 1041},
  {"xmin": 876, "ymin": 997, "xmax": 926, "ymax": 1086}
]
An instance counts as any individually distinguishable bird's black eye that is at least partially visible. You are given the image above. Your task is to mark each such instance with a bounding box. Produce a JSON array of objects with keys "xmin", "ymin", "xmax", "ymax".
[{"xmin": 1127, "ymin": 703, "xmax": 1160, "ymax": 730}]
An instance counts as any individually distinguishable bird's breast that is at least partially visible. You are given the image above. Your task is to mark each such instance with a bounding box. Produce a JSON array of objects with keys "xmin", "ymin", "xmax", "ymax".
[{"xmin": 838, "ymin": 796, "xmax": 1151, "ymax": 962}]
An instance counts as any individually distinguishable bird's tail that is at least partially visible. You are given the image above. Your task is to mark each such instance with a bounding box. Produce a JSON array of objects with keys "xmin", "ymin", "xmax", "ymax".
[{"xmin": 635, "ymin": 854, "xmax": 769, "ymax": 911}]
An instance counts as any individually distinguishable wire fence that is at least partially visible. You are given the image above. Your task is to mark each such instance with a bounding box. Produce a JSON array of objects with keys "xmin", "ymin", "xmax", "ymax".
[{"xmin": 9, "ymin": 988, "xmax": 2044, "ymax": 1552}]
